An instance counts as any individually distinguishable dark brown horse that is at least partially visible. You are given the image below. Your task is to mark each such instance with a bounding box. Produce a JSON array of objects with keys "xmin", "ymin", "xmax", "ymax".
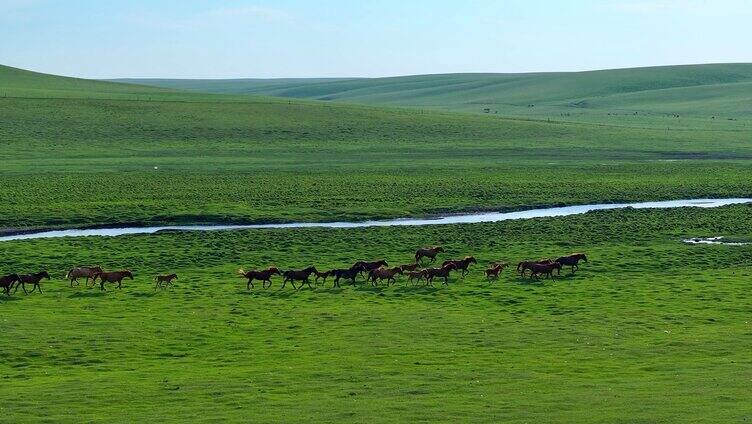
[
  {"xmin": 441, "ymin": 256, "xmax": 477, "ymax": 277},
  {"xmin": 528, "ymin": 262, "xmax": 562, "ymax": 280},
  {"xmin": 239, "ymin": 267, "xmax": 281, "ymax": 289},
  {"xmin": 154, "ymin": 273, "xmax": 178, "ymax": 290},
  {"xmin": 314, "ymin": 270, "xmax": 334, "ymax": 285},
  {"xmin": 368, "ymin": 266, "xmax": 402, "ymax": 286},
  {"xmin": 517, "ymin": 259, "xmax": 552, "ymax": 277},
  {"xmin": 555, "ymin": 253, "xmax": 588, "ymax": 274},
  {"xmin": 405, "ymin": 270, "xmax": 426, "ymax": 285},
  {"xmin": 485, "ymin": 262, "xmax": 508, "ymax": 280},
  {"xmin": 415, "ymin": 246, "xmax": 444, "ymax": 264},
  {"xmin": 399, "ymin": 263, "xmax": 419, "ymax": 272},
  {"xmin": 0, "ymin": 274, "xmax": 20, "ymax": 296},
  {"xmin": 352, "ymin": 260, "xmax": 388, "ymax": 277},
  {"xmin": 282, "ymin": 266, "xmax": 318, "ymax": 289},
  {"xmin": 66, "ymin": 266, "xmax": 102, "ymax": 287},
  {"xmin": 331, "ymin": 268, "xmax": 359, "ymax": 287},
  {"xmin": 424, "ymin": 263, "xmax": 457, "ymax": 286},
  {"xmin": 15, "ymin": 271, "xmax": 50, "ymax": 294},
  {"xmin": 93, "ymin": 270, "xmax": 133, "ymax": 291}
]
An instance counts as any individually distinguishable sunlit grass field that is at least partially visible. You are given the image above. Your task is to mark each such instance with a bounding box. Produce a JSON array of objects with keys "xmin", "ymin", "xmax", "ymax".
[
  {"xmin": 2, "ymin": 206, "xmax": 752, "ymax": 422},
  {"xmin": 3, "ymin": 64, "xmax": 752, "ymax": 422}
]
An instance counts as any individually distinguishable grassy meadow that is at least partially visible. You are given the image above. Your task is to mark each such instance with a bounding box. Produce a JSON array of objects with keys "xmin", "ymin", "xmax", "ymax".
[
  {"xmin": 2, "ymin": 206, "xmax": 752, "ymax": 422},
  {"xmin": 2, "ymin": 63, "xmax": 752, "ymax": 422}
]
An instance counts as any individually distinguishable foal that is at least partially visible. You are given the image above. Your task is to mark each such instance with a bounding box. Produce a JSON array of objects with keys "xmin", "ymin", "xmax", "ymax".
[
  {"xmin": 154, "ymin": 273, "xmax": 178, "ymax": 290},
  {"xmin": 485, "ymin": 262, "xmax": 508, "ymax": 280}
]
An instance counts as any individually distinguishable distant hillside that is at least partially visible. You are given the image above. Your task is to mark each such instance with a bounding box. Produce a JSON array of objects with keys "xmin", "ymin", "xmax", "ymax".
[
  {"xmin": 114, "ymin": 64, "xmax": 752, "ymax": 119},
  {"xmin": 0, "ymin": 64, "xmax": 183, "ymax": 99}
]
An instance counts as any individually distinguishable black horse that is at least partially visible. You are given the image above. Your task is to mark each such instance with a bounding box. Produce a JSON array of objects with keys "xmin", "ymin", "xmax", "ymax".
[
  {"xmin": 15, "ymin": 271, "xmax": 51, "ymax": 294},
  {"xmin": 555, "ymin": 253, "xmax": 588, "ymax": 274},
  {"xmin": 0, "ymin": 274, "xmax": 20, "ymax": 296},
  {"xmin": 282, "ymin": 266, "xmax": 318, "ymax": 289}
]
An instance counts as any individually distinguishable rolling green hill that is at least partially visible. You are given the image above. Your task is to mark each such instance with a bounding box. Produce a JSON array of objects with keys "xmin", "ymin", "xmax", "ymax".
[
  {"xmin": 3, "ymin": 63, "xmax": 752, "ymax": 231},
  {"xmin": 115, "ymin": 63, "xmax": 752, "ymax": 122}
]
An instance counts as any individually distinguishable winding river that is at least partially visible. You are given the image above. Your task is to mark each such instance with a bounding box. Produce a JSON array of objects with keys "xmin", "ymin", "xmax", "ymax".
[{"xmin": 1, "ymin": 198, "xmax": 750, "ymax": 242}]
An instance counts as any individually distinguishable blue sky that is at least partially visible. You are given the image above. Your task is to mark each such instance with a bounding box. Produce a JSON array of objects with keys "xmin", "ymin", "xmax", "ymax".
[{"xmin": 1, "ymin": 0, "xmax": 751, "ymax": 78}]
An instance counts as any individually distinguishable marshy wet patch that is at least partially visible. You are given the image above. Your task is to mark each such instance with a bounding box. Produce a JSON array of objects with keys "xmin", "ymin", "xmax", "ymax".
[{"xmin": 682, "ymin": 236, "xmax": 752, "ymax": 246}]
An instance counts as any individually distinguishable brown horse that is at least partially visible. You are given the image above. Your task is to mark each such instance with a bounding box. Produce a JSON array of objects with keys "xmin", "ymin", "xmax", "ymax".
[
  {"xmin": 154, "ymin": 273, "xmax": 178, "ymax": 290},
  {"xmin": 405, "ymin": 270, "xmax": 426, "ymax": 285},
  {"xmin": 415, "ymin": 246, "xmax": 444, "ymax": 264},
  {"xmin": 15, "ymin": 271, "xmax": 50, "ymax": 294},
  {"xmin": 441, "ymin": 256, "xmax": 477, "ymax": 277},
  {"xmin": 517, "ymin": 259, "xmax": 553, "ymax": 277},
  {"xmin": 485, "ymin": 262, "xmax": 508, "ymax": 280},
  {"xmin": 331, "ymin": 268, "xmax": 359, "ymax": 287},
  {"xmin": 555, "ymin": 253, "xmax": 588, "ymax": 274},
  {"xmin": 528, "ymin": 262, "xmax": 562, "ymax": 280},
  {"xmin": 399, "ymin": 263, "xmax": 420, "ymax": 272},
  {"xmin": 93, "ymin": 270, "xmax": 133, "ymax": 291},
  {"xmin": 66, "ymin": 266, "xmax": 103, "ymax": 287},
  {"xmin": 368, "ymin": 266, "xmax": 402, "ymax": 286},
  {"xmin": 239, "ymin": 267, "xmax": 281, "ymax": 289},
  {"xmin": 424, "ymin": 263, "xmax": 457, "ymax": 286},
  {"xmin": 0, "ymin": 274, "xmax": 20, "ymax": 296},
  {"xmin": 314, "ymin": 270, "xmax": 334, "ymax": 285},
  {"xmin": 282, "ymin": 266, "xmax": 318, "ymax": 290},
  {"xmin": 352, "ymin": 260, "xmax": 388, "ymax": 277}
]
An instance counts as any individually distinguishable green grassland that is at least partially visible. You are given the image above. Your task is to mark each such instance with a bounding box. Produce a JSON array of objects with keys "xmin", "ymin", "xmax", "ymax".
[
  {"xmin": 3, "ymin": 64, "xmax": 752, "ymax": 232},
  {"xmin": 117, "ymin": 63, "xmax": 752, "ymax": 124},
  {"xmin": 3, "ymin": 63, "xmax": 752, "ymax": 422},
  {"xmin": 1, "ymin": 206, "xmax": 752, "ymax": 422}
]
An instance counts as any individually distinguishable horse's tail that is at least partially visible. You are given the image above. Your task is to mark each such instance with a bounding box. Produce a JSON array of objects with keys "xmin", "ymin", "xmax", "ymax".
[
  {"xmin": 414, "ymin": 251, "xmax": 421, "ymax": 262},
  {"xmin": 516, "ymin": 262, "xmax": 523, "ymax": 271},
  {"xmin": 153, "ymin": 275, "xmax": 159, "ymax": 282},
  {"xmin": 66, "ymin": 268, "xmax": 73, "ymax": 279},
  {"xmin": 238, "ymin": 269, "xmax": 247, "ymax": 277}
]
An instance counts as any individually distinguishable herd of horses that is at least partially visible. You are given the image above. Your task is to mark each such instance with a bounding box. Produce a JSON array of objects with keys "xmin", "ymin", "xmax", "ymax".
[{"xmin": 0, "ymin": 248, "xmax": 587, "ymax": 295}]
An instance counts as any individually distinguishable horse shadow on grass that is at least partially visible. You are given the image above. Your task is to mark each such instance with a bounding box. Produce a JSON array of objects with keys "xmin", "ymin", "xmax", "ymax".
[
  {"xmin": 68, "ymin": 291, "xmax": 106, "ymax": 299},
  {"xmin": 393, "ymin": 285, "xmax": 441, "ymax": 295},
  {"xmin": 237, "ymin": 289, "xmax": 298, "ymax": 299},
  {"xmin": 0, "ymin": 295, "xmax": 23, "ymax": 302}
]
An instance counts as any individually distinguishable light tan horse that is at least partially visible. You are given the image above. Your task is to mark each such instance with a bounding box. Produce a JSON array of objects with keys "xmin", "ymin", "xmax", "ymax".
[
  {"xmin": 66, "ymin": 266, "xmax": 102, "ymax": 287},
  {"xmin": 368, "ymin": 266, "xmax": 402, "ymax": 286}
]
